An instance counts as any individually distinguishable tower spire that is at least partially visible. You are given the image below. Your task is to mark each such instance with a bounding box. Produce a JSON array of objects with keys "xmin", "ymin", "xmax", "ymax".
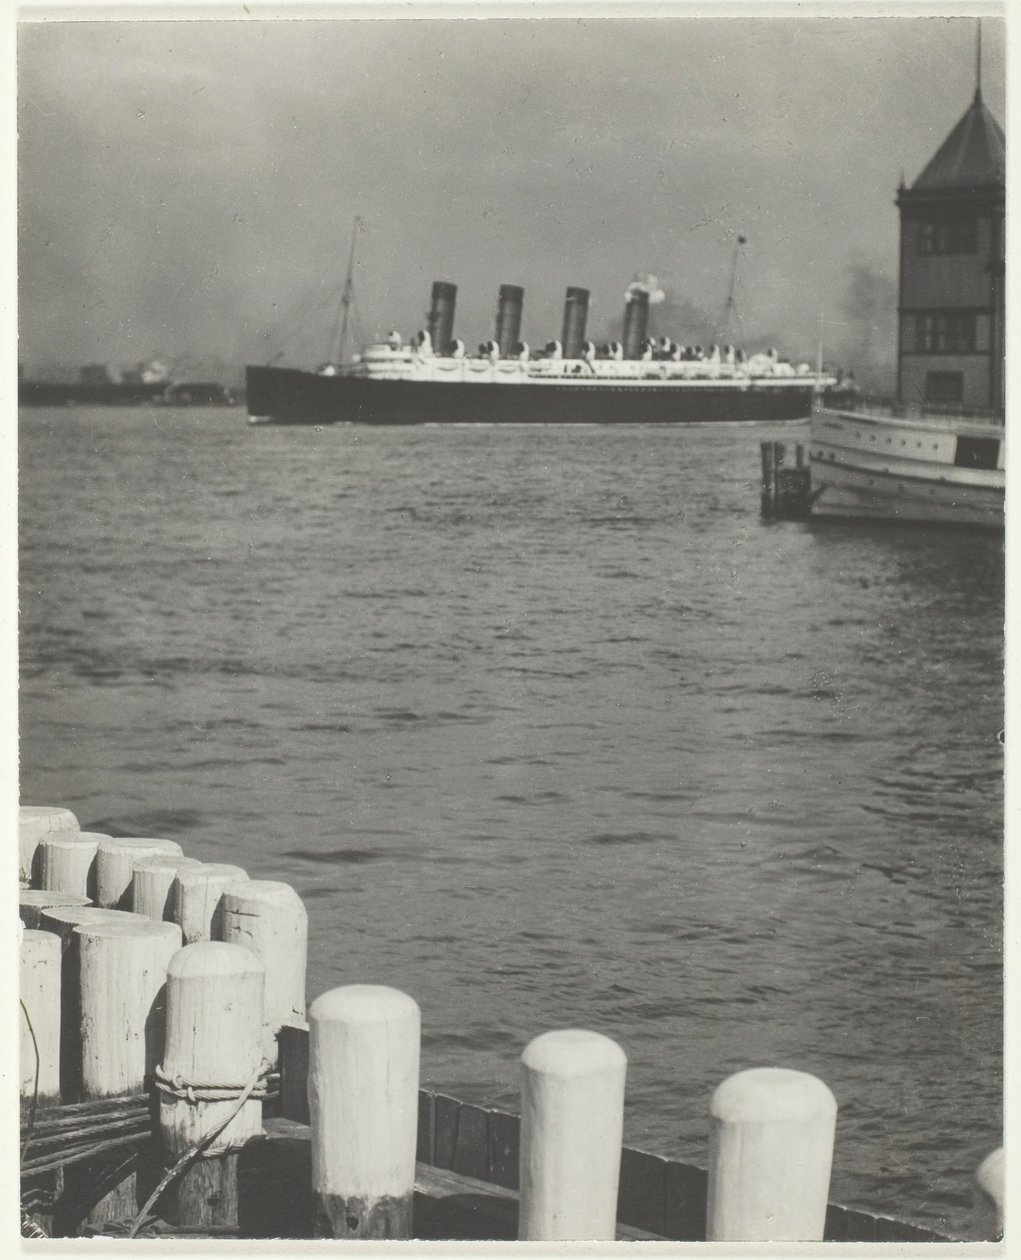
[{"xmin": 974, "ymin": 19, "xmax": 983, "ymax": 104}]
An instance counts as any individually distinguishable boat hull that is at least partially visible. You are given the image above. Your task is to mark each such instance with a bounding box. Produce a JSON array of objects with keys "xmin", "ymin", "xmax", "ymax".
[
  {"xmin": 809, "ymin": 405, "xmax": 1004, "ymax": 528},
  {"xmin": 19, "ymin": 381, "xmax": 171, "ymax": 406},
  {"xmin": 245, "ymin": 365, "xmax": 819, "ymax": 426}
]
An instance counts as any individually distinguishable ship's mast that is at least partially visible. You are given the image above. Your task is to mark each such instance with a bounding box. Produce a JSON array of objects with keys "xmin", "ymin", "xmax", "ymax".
[
  {"xmin": 330, "ymin": 215, "xmax": 363, "ymax": 365},
  {"xmin": 718, "ymin": 234, "xmax": 746, "ymax": 344}
]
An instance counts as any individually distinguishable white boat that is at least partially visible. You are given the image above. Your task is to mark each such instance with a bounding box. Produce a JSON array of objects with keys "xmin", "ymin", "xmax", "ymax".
[
  {"xmin": 809, "ymin": 396, "xmax": 1004, "ymax": 528},
  {"xmin": 807, "ymin": 43, "xmax": 1004, "ymax": 530}
]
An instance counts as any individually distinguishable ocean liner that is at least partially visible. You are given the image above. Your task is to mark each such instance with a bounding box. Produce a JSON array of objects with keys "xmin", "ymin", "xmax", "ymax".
[{"xmin": 246, "ymin": 275, "xmax": 835, "ymax": 427}]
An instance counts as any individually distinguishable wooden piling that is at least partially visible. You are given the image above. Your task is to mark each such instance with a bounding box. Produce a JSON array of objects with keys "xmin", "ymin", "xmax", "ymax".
[
  {"xmin": 172, "ymin": 863, "xmax": 249, "ymax": 943},
  {"xmin": 707, "ymin": 1066, "xmax": 837, "ymax": 1241},
  {"xmin": 308, "ymin": 985, "xmax": 420, "ymax": 1239},
  {"xmin": 39, "ymin": 832, "xmax": 108, "ymax": 900},
  {"xmin": 75, "ymin": 916, "xmax": 182, "ymax": 1223},
  {"xmin": 973, "ymin": 1147, "xmax": 1004, "ymax": 1239},
  {"xmin": 760, "ymin": 441, "xmax": 813, "ymax": 520},
  {"xmin": 518, "ymin": 1028, "xmax": 627, "ymax": 1241},
  {"xmin": 37, "ymin": 906, "xmax": 150, "ymax": 1104},
  {"xmin": 95, "ymin": 836, "xmax": 183, "ymax": 909},
  {"xmin": 220, "ymin": 880, "xmax": 308, "ymax": 1062},
  {"xmin": 20, "ymin": 929, "xmax": 62, "ymax": 1105},
  {"xmin": 20, "ymin": 805, "xmax": 79, "ymax": 885},
  {"xmin": 20, "ymin": 889, "xmax": 90, "ymax": 930},
  {"xmin": 132, "ymin": 855, "xmax": 202, "ymax": 921},
  {"xmin": 158, "ymin": 941, "xmax": 266, "ymax": 1231}
]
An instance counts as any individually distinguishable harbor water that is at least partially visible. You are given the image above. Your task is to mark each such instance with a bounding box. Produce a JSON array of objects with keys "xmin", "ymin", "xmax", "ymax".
[{"xmin": 19, "ymin": 405, "xmax": 1003, "ymax": 1238}]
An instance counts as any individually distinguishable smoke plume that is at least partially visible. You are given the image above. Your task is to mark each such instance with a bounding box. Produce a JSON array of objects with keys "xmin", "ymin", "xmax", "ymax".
[{"xmin": 831, "ymin": 261, "xmax": 897, "ymax": 394}]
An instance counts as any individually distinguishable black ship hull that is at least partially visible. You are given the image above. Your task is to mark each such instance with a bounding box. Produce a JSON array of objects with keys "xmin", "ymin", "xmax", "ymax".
[{"xmin": 245, "ymin": 365, "xmax": 818, "ymax": 426}]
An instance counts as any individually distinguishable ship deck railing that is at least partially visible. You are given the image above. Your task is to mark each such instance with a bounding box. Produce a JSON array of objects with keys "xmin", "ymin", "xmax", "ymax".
[{"xmin": 823, "ymin": 393, "xmax": 1005, "ymax": 428}]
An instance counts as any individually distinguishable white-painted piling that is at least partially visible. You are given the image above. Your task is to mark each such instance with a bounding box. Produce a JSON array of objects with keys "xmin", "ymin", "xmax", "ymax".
[
  {"xmin": 158, "ymin": 942, "xmax": 265, "ymax": 1230},
  {"xmin": 37, "ymin": 904, "xmax": 148, "ymax": 944},
  {"xmin": 707, "ymin": 1067, "xmax": 837, "ymax": 1241},
  {"xmin": 221, "ymin": 879, "xmax": 308, "ymax": 1061},
  {"xmin": 308, "ymin": 984, "xmax": 421, "ymax": 1239},
  {"xmin": 973, "ymin": 1147, "xmax": 1004, "ymax": 1239},
  {"xmin": 518, "ymin": 1029, "xmax": 628, "ymax": 1241},
  {"xmin": 75, "ymin": 916, "xmax": 183, "ymax": 1224},
  {"xmin": 39, "ymin": 906, "xmax": 158, "ymax": 1103},
  {"xmin": 39, "ymin": 831, "xmax": 108, "ymax": 899},
  {"xmin": 20, "ymin": 888, "xmax": 90, "ymax": 930},
  {"xmin": 77, "ymin": 916, "xmax": 183, "ymax": 1098},
  {"xmin": 172, "ymin": 863, "xmax": 249, "ymax": 943},
  {"xmin": 20, "ymin": 804, "xmax": 79, "ymax": 884},
  {"xmin": 20, "ymin": 929, "xmax": 62, "ymax": 1103},
  {"xmin": 95, "ymin": 836, "xmax": 183, "ymax": 909},
  {"xmin": 132, "ymin": 854, "xmax": 202, "ymax": 920},
  {"xmin": 160, "ymin": 941, "xmax": 266, "ymax": 1155}
]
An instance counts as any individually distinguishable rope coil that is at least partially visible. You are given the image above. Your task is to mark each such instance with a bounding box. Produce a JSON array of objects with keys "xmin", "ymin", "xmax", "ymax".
[
  {"xmin": 126, "ymin": 1056, "xmax": 272, "ymax": 1240},
  {"xmin": 153, "ymin": 1061, "xmax": 274, "ymax": 1104}
]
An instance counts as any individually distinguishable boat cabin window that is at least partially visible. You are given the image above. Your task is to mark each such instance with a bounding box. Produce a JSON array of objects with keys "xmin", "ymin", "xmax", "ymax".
[
  {"xmin": 917, "ymin": 217, "xmax": 977, "ymax": 255},
  {"xmin": 924, "ymin": 370, "xmax": 964, "ymax": 405},
  {"xmin": 954, "ymin": 435, "xmax": 1000, "ymax": 471}
]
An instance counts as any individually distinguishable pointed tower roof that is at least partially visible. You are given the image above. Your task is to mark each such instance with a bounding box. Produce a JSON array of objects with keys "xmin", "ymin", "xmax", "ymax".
[{"xmin": 911, "ymin": 91, "xmax": 1005, "ymax": 191}]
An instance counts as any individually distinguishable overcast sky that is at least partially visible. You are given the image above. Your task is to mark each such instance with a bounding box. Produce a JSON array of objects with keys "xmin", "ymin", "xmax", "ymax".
[{"xmin": 17, "ymin": 8, "xmax": 1007, "ymax": 381}]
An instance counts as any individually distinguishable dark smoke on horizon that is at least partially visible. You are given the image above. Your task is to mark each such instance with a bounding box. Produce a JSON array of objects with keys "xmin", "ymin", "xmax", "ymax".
[{"xmin": 829, "ymin": 261, "xmax": 898, "ymax": 395}]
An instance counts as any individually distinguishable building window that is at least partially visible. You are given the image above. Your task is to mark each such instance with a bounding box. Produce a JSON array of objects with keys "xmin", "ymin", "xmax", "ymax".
[
  {"xmin": 925, "ymin": 371, "xmax": 964, "ymax": 404},
  {"xmin": 915, "ymin": 312, "xmax": 977, "ymax": 353},
  {"xmin": 917, "ymin": 218, "xmax": 977, "ymax": 254}
]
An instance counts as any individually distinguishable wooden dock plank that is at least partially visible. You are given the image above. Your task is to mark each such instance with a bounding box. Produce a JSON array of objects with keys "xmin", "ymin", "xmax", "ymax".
[
  {"xmin": 617, "ymin": 1146, "xmax": 667, "ymax": 1235},
  {"xmin": 432, "ymin": 1093, "xmax": 464, "ymax": 1171},
  {"xmin": 449, "ymin": 1102, "xmax": 490, "ymax": 1182},
  {"xmin": 663, "ymin": 1160, "xmax": 708, "ymax": 1241},
  {"xmin": 486, "ymin": 1106, "xmax": 519, "ymax": 1190},
  {"xmin": 278, "ymin": 1023, "xmax": 310, "ymax": 1125},
  {"xmin": 416, "ymin": 1089, "xmax": 435, "ymax": 1165}
]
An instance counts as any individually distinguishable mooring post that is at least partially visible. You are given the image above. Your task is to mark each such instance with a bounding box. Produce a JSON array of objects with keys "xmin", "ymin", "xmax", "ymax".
[
  {"xmin": 760, "ymin": 441, "xmax": 813, "ymax": 519},
  {"xmin": 20, "ymin": 805, "xmax": 80, "ymax": 885},
  {"xmin": 518, "ymin": 1028, "xmax": 627, "ymax": 1240},
  {"xmin": 132, "ymin": 855, "xmax": 202, "ymax": 921},
  {"xmin": 760, "ymin": 441, "xmax": 779, "ymax": 516},
  {"xmin": 76, "ymin": 916, "xmax": 183, "ymax": 1224},
  {"xmin": 707, "ymin": 1066, "xmax": 837, "ymax": 1241},
  {"xmin": 95, "ymin": 837, "xmax": 184, "ymax": 909},
  {"xmin": 973, "ymin": 1147, "xmax": 1004, "ymax": 1239},
  {"xmin": 20, "ymin": 928, "xmax": 62, "ymax": 1105},
  {"xmin": 220, "ymin": 880, "xmax": 308, "ymax": 1063},
  {"xmin": 172, "ymin": 863, "xmax": 249, "ymax": 943},
  {"xmin": 308, "ymin": 984, "xmax": 420, "ymax": 1239},
  {"xmin": 38, "ymin": 832, "xmax": 108, "ymax": 900},
  {"xmin": 36, "ymin": 906, "xmax": 147, "ymax": 1103},
  {"xmin": 761, "ymin": 441, "xmax": 788, "ymax": 516},
  {"xmin": 20, "ymin": 889, "xmax": 91, "ymax": 930},
  {"xmin": 158, "ymin": 941, "xmax": 266, "ymax": 1232}
]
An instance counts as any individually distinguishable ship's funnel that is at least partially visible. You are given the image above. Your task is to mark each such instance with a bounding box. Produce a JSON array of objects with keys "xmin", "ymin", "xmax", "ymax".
[
  {"xmin": 561, "ymin": 288, "xmax": 590, "ymax": 359},
  {"xmin": 495, "ymin": 285, "xmax": 524, "ymax": 358},
  {"xmin": 623, "ymin": 290, "xmax": 650, "ymax": 359},
  {"xmin": 427, "ymin": 282, "xmax": 457, "ymax": 356}
]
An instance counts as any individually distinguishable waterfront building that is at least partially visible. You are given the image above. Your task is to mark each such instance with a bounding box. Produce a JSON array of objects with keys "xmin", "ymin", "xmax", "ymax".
[{"xmin": 895, "ymin": 81, "xmax": 1005, "ymax": 411}]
